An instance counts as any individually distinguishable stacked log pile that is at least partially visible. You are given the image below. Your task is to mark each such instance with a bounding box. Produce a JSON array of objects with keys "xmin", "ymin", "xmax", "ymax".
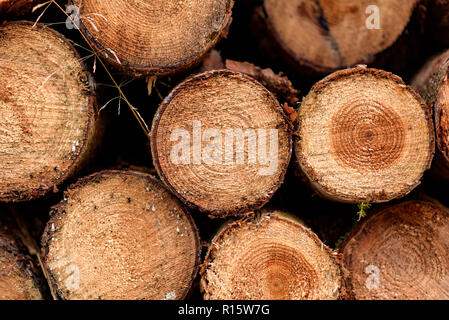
[{"xmin": 0, "ymin": 0, "xmax": 448, "ymax": 301}]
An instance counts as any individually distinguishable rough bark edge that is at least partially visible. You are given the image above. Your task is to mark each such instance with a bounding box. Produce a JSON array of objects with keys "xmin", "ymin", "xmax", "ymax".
[
  {"xmin": 295, "ymin": 66, "xmax": 435, "ymax": 203},
  {"xmin": 338, "ymin": 200, "xmax": 449, "ymax": 300},
  {"xmin": 70, "ymin": 0, "xmax": 234, "ymax": 77},
  {"xmin": 199, "ymin": 211, "xmax": 343, "ymax": 300},
  {"xmin": 0, "ymin": 232, "xmax": 47, "ymax": 299},
  {"xmin": 40, "ymin": 170, "xmax": 201, "ymax": 300},
  {"xmin": 256, "ymin": 0, "xmax": 422, "ymax": 76},
  {"xmin": 150, "ymin": 69, "xmax": 294, "ymax": 218},
  {"xmin": 225, "ymin": 59, "xmax": 300, "ymax": 108},
  {"xmin": 0, "ymin": 21, "xmax": 100, "ymax": 203},
  {"xmin": 200, "ymin": 52, "xmax": 300, "ymax": 123},
  {"xmin": 412, "ymin": 50, "xmax": 449, "ymax": 179}
]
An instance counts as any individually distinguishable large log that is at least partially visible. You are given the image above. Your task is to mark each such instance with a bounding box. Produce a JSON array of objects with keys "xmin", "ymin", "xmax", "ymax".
[
  {"xmin": 295, "ymin": 66, "xmax": 434, "ymax": 203},
  {"xmin": 151, "ymin": 70, "xmax": 293, "ymax": 217},
  {"xmin": 71, "ymin": 0, "xmax": 234, "ymax": 76},
  {"xmin": 41, "ymin": 170, "xmax": 200, "ymax": 300},
  {"xmin": 0, "ymin": 22, "xmax": 102, "ymax": 202},
  {"xmin": 200, "ymin": 210, "xmax": 342, "ymax": 300},
  {"xmin": 341, "ymin": 200, "xmax": 449, "ymax": 300}
]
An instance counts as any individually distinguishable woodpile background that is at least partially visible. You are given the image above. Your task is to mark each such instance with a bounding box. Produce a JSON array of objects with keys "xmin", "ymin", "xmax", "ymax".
[{"xmin": 1, "ymin": 0, "xmax": 449, "ymax": 300}]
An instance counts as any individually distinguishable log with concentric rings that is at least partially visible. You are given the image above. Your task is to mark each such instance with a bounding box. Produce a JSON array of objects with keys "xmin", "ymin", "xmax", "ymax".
[
  {"xmin": 41, "ymin": 170, "xmax": 200, "ymax": 300},
  {"xmin": 201, "ymin": 211, "xmax": 342, "ymax": 300},
  {"xmin": 151, "ymin": 70, "xmax": 292, "ymax": 217},
  {"xmin": 341, "ymin": 201, "xmax": 449, "ymax": 300},
  {"xmin": 295, "ymin": 67, "xmax": 434, "ymax": 203},
  {"xmin": 0, "ymin": 22, "xmax": 100, "ymax": 202},
  {"xmin": 71, "ymin": 0, "xmax": 233, "ymax": 76}
]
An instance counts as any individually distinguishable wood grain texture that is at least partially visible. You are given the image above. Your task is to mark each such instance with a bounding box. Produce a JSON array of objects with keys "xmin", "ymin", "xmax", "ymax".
[
  {"xmin": 71, "ymin": 0, "xmax": 234, "ymax": 76},
  {"xmin": 201, "ymin": 211, "xmax": 342, "ymax": 300},
  {"xmin": 341, "ymin": 201, "xmax": 449, "ymax": 300},
  {"xmin": 258, "ymin": 0, "xmax": 418, "ymax": 73},
  {"xmin": 295, "ymin": 66, "xmax": 434, "ymax": 203},
  {"xmin": 151, "ymin": 70, "xmax": 293, "ymax": 217},
  {"xmin": 41, "ymin": 170, "xmax": 200, "ymax": 300},
  {"xmin": 0, "ymin": 22, "xmax": 101, "ymax": 202}
]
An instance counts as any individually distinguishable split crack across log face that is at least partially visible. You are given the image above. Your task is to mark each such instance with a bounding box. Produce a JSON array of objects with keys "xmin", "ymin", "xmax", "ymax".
[
  {"xmin": 261, "ymin": 0, "xmax": 419, "ymax": 72},
  {"xmin": 412, "ymin": 49, "xmax": 449, "ymax": 181}
]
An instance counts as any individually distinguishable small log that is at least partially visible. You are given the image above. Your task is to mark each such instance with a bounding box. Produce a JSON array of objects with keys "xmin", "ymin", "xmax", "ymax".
[
  {"xmin": 295, "ymin": 66, "xmax": 434, "ymax": 203},
  {"xmin": 341, "ymin": 200, "xmax": 449, "ymax": 300},
  {"xmin": 0, "ymin": 22, "xmax": 102, "ymax": 202},
  {"xmin": 254, "ymin": 0, "xmax": 419, "ymax": 74},
  {"xmin": 71, "ymin": 0, "xmax": 234, "ymax": 76},
  {"xmin": 41, "ymin": 170, "xmax": 200, "ymax": 300},
  {"xmin": 151, "ymin": 70, "xmax": 293, "ymax": 217},
  {"xmin": 412, "ymin": 49, "xmax": 449, "ymax": 180},
  {"xmin": 200, "ymin": 210, "xmax": 342, "ymax": 300}
]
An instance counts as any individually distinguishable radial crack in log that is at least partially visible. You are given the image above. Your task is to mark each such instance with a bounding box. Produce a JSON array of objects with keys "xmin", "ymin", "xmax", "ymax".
[
  {"xmin": 341, "ymin": 200, "xmax": 449, "ymax": 300},
  {"xmin": 41, "ymin": 170, "xmax": 200, "ymax": 300},
  {"xmin": 258, "ymin": 0, "xmax": 419, "ymax": 73},
  {"xmin": 71, "ymin": 0, "xmax": 234, "ymax": 77},
  {"xmin": 200, "ymin": 210, "xmax": 342, "ymax": 300},
  {"xmin": 0, "ymin": 22, "xmax": 101, "ymax": 202},
  {"xmin": 295, "ymin": 66, "xmax": 434, "ymax": 203},
  {"xmin": 151, "ymin": 70, "xmax": 293, "ymax": 217}
]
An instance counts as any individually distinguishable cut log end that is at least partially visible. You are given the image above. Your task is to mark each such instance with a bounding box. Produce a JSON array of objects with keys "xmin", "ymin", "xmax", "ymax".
[
  {"xmin": 73, "ymin": 0, "xmax": 233, "ymax": 76},
  {"xmin": 295, "ymin": 67, "xmax": 434, "ymax": 203},
  {"xmin": 262, "ymin": 0, "xmax": 418, "ymax": 72},
  {"xmin": 0, "ymin": 233, "xmax": 43, "ymax": 300},
  {"xmin": 341, "ymin": 201, "xmax": 449, "ymax": 300},
  {"xmin": 201, "ymin": 211, "xmax": 342, "ymax": 300},
  {"xmin": 41, "ymin": 170, "xmax": 200, "ymax": 300},
  {"xmin": 0, "ymin": 22, "xmax": 98, "ymax": 202},
  {"xmin": 151, "ymin": 70, "xmax": 292, "ymax": 217}
]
